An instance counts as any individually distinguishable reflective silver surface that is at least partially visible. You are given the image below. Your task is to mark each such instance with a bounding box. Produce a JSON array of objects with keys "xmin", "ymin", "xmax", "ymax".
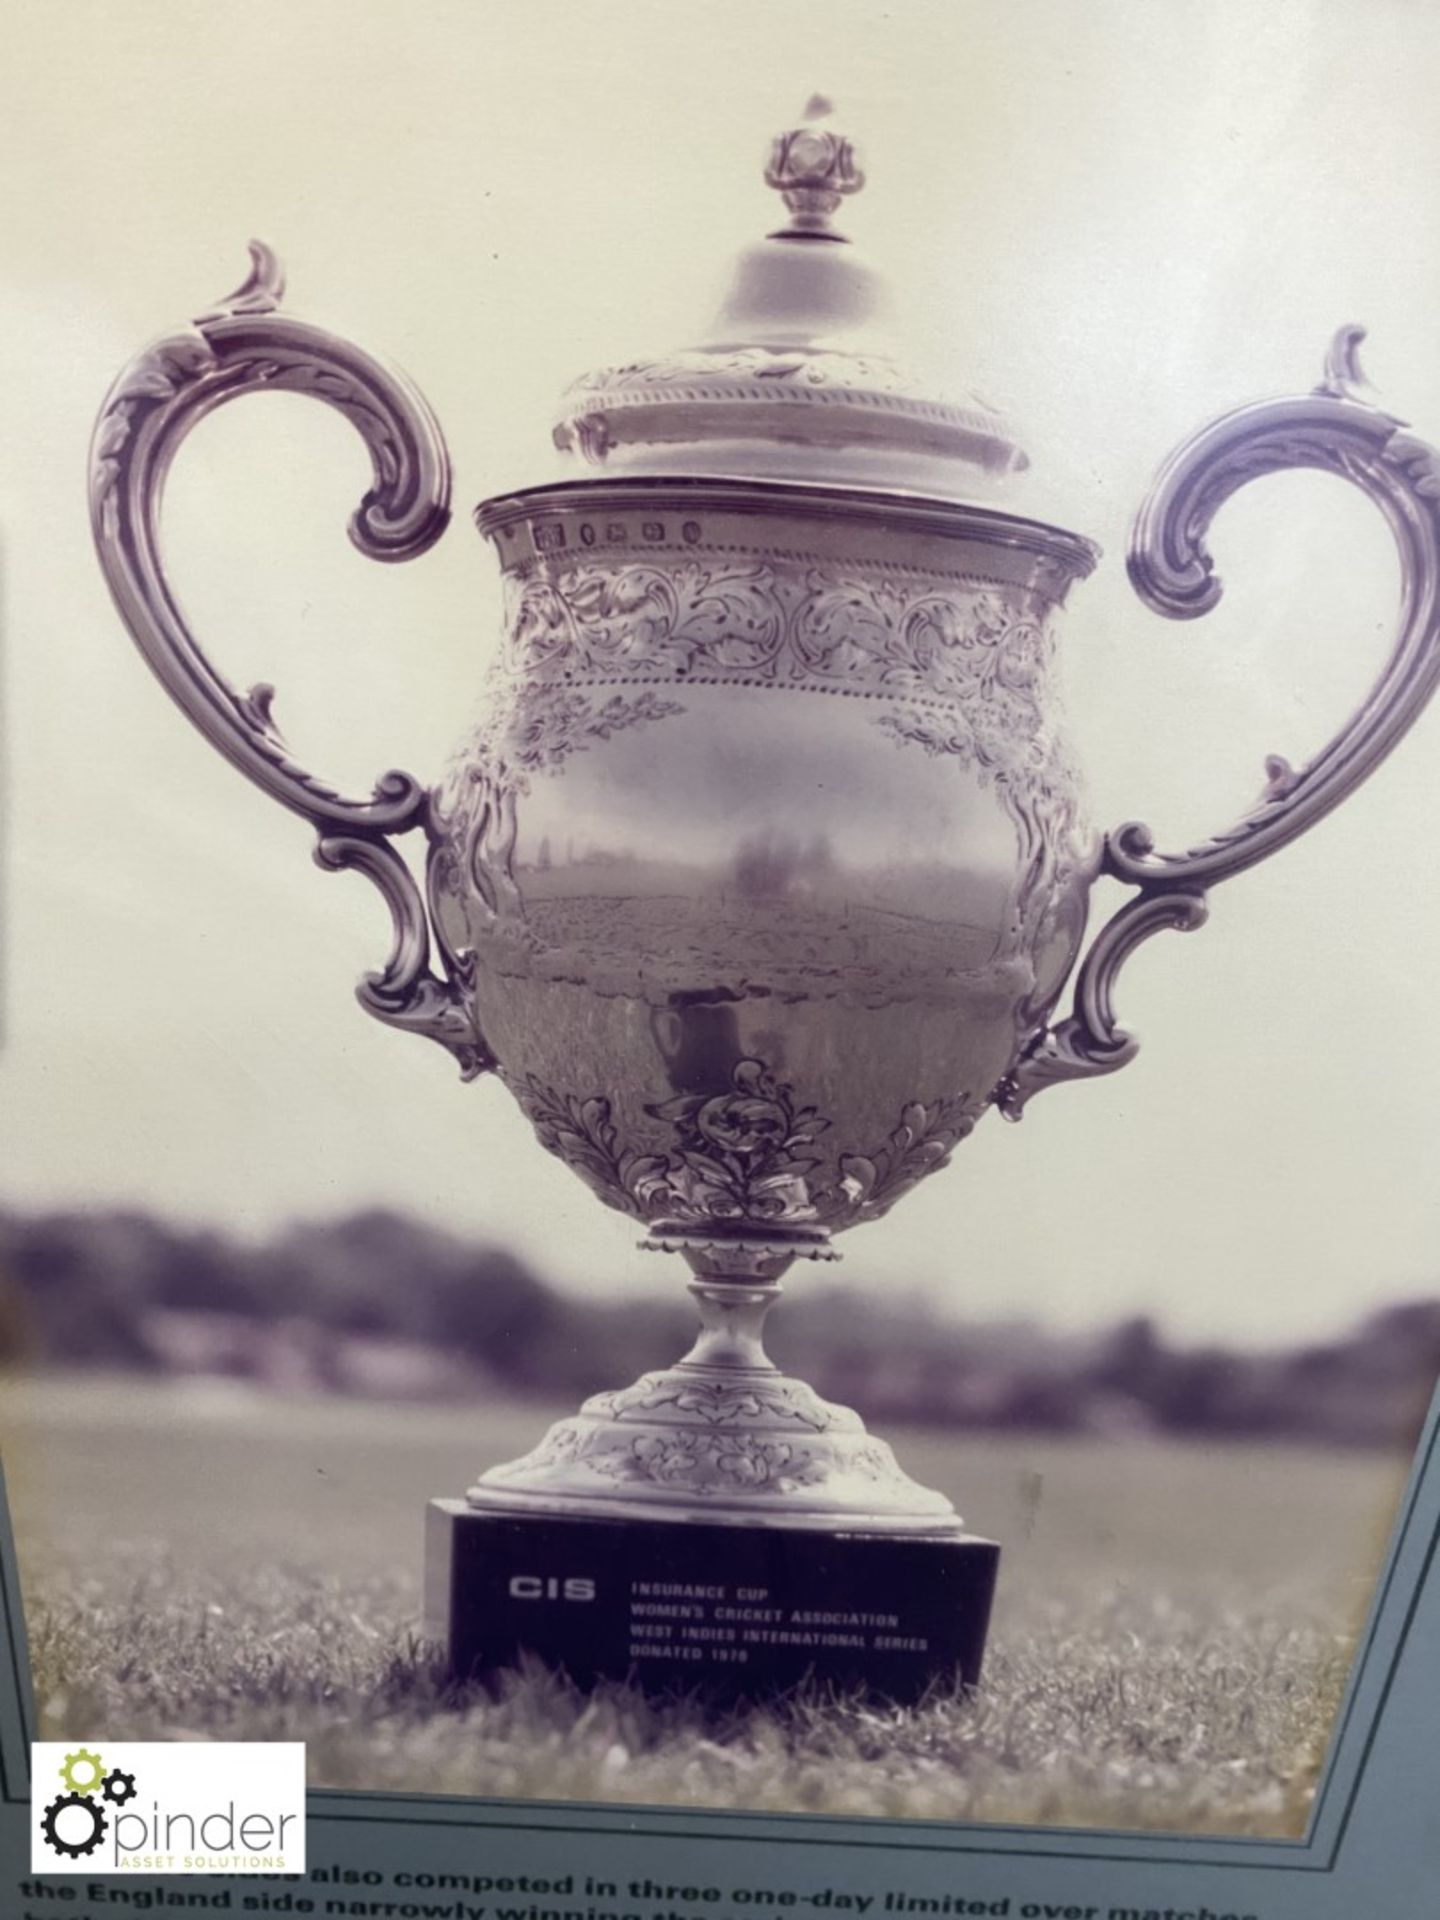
[{"xmin": 429, "ymin": 481, "xmax": 1098, "ymax": 1259}]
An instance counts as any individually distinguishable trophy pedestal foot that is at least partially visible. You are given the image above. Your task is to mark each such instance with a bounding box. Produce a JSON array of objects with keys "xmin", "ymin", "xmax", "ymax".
[
  {"xmin": 424, "ymin": 1500, "xmax": 999, "ymax": 1704},
  {"xmin": 427, "ymin": 1254, "xmax": 1000, "ymax": 1702}
]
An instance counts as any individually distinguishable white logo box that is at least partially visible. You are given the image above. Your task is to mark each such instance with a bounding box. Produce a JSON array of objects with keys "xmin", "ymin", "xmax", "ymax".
[{"xmin": 31, "ymin": 1742, "xmax": 306, "ymax": 1875}]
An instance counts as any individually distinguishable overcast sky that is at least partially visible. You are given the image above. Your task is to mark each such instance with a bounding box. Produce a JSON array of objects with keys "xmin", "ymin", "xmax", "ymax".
[{"xmin": 4, "ymin": 0, "xmax": 1440, "ymax": 1344}]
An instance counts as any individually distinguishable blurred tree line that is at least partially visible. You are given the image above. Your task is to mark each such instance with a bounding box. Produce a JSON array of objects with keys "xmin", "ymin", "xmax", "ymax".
[{"xmin": 0, "ymin": 1203, "xmax": 1435, "ymax": 1447}]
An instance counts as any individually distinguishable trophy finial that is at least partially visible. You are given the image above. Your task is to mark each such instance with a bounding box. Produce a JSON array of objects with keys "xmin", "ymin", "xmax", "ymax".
[{"xmin": 764, "ymin": 94, "xmax": 864, "ymax": 238}]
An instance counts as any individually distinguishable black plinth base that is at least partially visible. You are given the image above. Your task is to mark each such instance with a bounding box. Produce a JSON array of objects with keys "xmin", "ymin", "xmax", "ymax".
[{"xmin": 425, "ymin": 1499, "xmax": 1000, "ymax": 1704}]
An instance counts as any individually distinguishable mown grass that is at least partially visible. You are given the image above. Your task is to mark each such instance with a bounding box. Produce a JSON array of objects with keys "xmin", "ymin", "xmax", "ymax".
[
  {"xmin": 3, "ymin": 1375, "xmax": 1410, "ymax": 1836},
  {"xmin": 25, "ymin": 1555, "xmax": 1350, "ymax": 1834}
]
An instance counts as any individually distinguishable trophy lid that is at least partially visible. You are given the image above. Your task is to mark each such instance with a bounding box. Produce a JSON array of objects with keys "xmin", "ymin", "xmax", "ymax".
[{"xmin": 551, "ymin": 97, "xmax": 1031, "ymax": 506}]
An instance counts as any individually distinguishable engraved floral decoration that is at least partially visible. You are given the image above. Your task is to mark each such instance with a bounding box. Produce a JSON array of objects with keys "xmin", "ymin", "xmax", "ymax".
[
  {"xmin": 507, "ymin": 685, "xmax": 686, "ymax": 776},
  {"xmin": 505, "ymin": 561, "xmax": 787, "ymax": 677},
  {"xmin": 428, "ymin": 548, "xmax": 1099, "ymax": 934},
  {"xmin": 484, "ymin": 1388, "xmax": 921, "ymax": 1505},
  {"xmin": 514, "ymin": 1058, "xmax": 827, "ymax": 1226},
  {"xmin": 792, "ymin": 577, "xmax": 1046, "ymax": 714},
  {"xmin": 486, "ymin": 557, "xmax": 1086, "ymax": 842},
  {"xmin": 513, "ymin": 1078, "xmax": 661, "ymax": 1219},
  {"xmin": 835, "ymin": 1095, "xmax": 983, "ymax": 1224},
  {"xmin": 497, "ymin": 560, "xmax": 1057, "ymax": 722},
  {"xmin": 455, "ymin": 556, "xmax": 1094, "ymax": 937},
  {"xmin": 596, "ymin": 1430, "xmax": 827, "ymax": 1491},
  {"xmin": 512, "ymin": 1057, "xmax": 986, "ymax": 1234},
  {"xmin": 641, "ymin": 1060, "xmax": 829, "ymax": 1225},
  {"xmin": 428, "ymin": 680, "xmax": 685, "ymax": 923},
  {"xmin": 494, "ymin": 1389, "xmax": 908, "ymax": 1496},
  {"xmin": 596, "ymin": 1373, "xmax": 835, "ymax": 1431}
]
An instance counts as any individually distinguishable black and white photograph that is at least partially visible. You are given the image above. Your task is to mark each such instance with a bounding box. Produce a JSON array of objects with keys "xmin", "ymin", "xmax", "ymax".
[{"xmin": 2, "ymin": 0, "xmax": 1439, "ymax": 1845}]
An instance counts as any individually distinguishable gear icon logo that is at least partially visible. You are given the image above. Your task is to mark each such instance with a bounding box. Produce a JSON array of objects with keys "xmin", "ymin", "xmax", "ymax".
[
  {"xmin": 59, "ymin": 1747, "xmax": 106, "ymax": 1795},
  {"xmin": 41, "ymin": 1789, "xmax": 108, "ymax": 1858},
  {"xmin": 38, "ymin": 1748, "xmax": 143, "ymax": 1861},
  {"xmin": 102, "ymin": 1767, "xmax": 137, "ymax": 1806}
]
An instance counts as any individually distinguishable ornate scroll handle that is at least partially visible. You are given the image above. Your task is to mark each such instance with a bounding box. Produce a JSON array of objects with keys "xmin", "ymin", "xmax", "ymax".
[
  {"xmin": 998, "ymin": 326, "xmax": 1440, "ymax": 1118},
  {"xmin": 90, "ymin": 241, "xmax": 494, "ymax": 1078}
]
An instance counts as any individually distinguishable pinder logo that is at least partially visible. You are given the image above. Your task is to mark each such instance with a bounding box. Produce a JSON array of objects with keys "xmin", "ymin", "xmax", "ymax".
[{"xmin": 31, "ymin": 1742, "xmax": 306, "ymax": 1874}]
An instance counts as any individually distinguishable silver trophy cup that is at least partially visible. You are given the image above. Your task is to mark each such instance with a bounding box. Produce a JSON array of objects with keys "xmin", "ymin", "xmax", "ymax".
[{"xmin": 90, "ymin": 103, "xmax": 1440, "ymax": 1695}]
